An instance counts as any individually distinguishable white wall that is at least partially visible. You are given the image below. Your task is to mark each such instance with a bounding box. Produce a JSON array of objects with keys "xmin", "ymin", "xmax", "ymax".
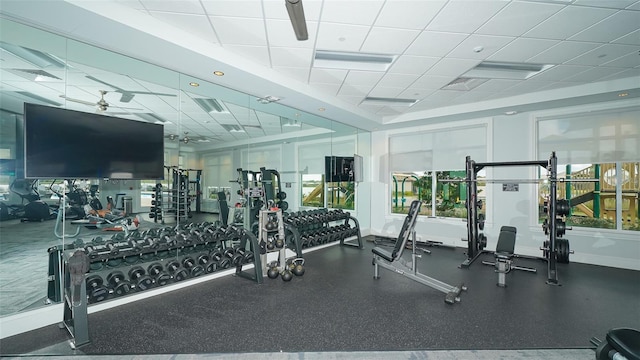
[{"xmin": 370, "ymin": 101, "xmax": 640, "ymax": 271}]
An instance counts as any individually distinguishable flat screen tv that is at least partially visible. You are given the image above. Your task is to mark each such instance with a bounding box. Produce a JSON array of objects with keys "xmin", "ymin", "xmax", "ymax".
[{"xmin": 24, "ymin": 103, "xmax": 164, "ymax": 179}]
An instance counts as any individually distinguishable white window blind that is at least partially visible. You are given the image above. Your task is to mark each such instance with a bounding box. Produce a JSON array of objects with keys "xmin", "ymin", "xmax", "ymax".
[
  {"xmin": 389, "ymin": 125, "xmax": 487, "ymax": 171},
  {"xmin": 537, "ymin": 106, "xmax": 640, "ymax": 163}
]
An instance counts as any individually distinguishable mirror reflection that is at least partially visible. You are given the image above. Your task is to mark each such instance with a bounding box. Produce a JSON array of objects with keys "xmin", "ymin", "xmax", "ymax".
[{"xmin": 0, "ymin": 19, "xmax": 367, "ymax": 318}]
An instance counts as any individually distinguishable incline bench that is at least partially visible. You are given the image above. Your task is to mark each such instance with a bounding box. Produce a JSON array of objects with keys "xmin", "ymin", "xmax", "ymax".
[{"xmin": 372, "ymin": 200, "xmax": 467, "ymax": 304}]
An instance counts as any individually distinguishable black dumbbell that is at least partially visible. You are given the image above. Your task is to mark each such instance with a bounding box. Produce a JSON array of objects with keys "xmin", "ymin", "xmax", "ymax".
[
  {"xmin": 236, "ymin": 248, "xmax": 254, "ymax": 264},
  {"xmin": 84, "ymin": 244, "xmax": 99, "ymax": 259},
  {"xmin": 104, "ymin": 241, "xmax": 120, "ymax": 255},
  {"xmin": 147, "ymin": 262, "xmax": 171, "ymax": 286},
  {"xmin": 128, "ymin": 266, "xmax": 154, "ymax": 291},
  {"xmin": 86, "ymin": 274, "xmax": 109, "ymax": 303},
  {"xmin": 166, "ymin": 260, "xmax": 189, "ymax": 281},
  {"xmin": 182, "ymin": 257, "xmax": 205, "ymax": 277},
  {"xmin": 106, "ymin": 271, "xmax": 131, "ymax": 297},
  {"xmin": 197, "ymin": 253, "xmax": 218, "ymax": 273}
]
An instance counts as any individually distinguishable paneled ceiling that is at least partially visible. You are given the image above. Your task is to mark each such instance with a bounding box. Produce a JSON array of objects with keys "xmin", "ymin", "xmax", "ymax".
[{"xmin": 1, "ymin": 0, "xmax": 639, "ymax": 147}]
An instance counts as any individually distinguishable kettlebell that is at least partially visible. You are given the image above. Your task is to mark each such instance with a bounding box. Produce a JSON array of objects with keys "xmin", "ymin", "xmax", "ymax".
[
  {"xmin": 281, "ymin": 269, "xmax": 293, "ymax": 282},
  {"xmin": 267, "ymin": 266, "xmax": 279, "ymax": 279},
  {"xmin": 275, "ymin": 237, "xmax": 284, "ymax": 249},
  {"xmin": 292, "ymin": 263, "xmax": 305, "ymax": 277}
]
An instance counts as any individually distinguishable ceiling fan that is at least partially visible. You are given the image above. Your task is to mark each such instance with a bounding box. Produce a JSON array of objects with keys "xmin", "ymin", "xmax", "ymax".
[
  {"xmin": 86, "ymin": 75, "xmax": 176, "ymax": 103},
  {"xmin": 59, "ymin": 90, "xmax": 142, "ymax": 112},
  {"xmin": 165, "ymin": 132, "xmax": 218, "ymax": 144}
]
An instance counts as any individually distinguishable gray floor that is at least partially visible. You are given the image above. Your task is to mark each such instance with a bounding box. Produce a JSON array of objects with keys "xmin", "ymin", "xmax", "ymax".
[
  {"xmin": 1, "ymin": 349, "xmax": 595, "ymax": 360},
  {"xmin": 1, "ymin": 213, "xmax": 636, "ymax": 359}
]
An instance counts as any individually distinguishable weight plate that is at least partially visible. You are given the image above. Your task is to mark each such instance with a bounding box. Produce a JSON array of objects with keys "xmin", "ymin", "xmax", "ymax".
[
  {"xmin": 156, "ymin": 273, "xmax": 171, "ymax": 286},
  {"xmin": 136, "ymin": 276, "xmax": 154, "ymax": 291},
  {"xmin": 113, "ymin": 282, "xmax": 131, "ymax": 296},
  {"xmin": 89, "ymin": 286, "xmax": 109, "ymax": 303}
]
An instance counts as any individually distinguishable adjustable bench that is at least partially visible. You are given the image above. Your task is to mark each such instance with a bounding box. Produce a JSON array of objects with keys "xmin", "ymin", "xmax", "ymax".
[
  {"xmin": 482, "ymin": 226, "xmax": 536, "ymax": 287},
  {"xmin": 372, "ymin": 200, "xmax": 466, "ymax": 304}
]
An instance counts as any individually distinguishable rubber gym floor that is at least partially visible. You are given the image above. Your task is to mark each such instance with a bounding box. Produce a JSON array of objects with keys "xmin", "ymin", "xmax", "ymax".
[{"xmin": 0, "ymin": 213, "xmax": 638, "ymax": 359}]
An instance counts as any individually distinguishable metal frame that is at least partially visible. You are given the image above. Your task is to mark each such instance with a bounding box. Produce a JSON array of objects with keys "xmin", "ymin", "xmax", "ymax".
[
  {"xmin": 373, "ymin": 200, "xmax": 466, "ymax": 304},
  {"xmin": 462, "ymin": 151, "xmax": 566, "ymax": 285}
]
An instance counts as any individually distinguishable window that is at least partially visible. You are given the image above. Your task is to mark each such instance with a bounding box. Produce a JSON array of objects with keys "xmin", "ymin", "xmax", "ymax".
[
  {"xmin": 301, "ymin": 174, "xmax": 324, "ymax": 207},
  {"xmin": 537, "ymin": 105, "xmax": 639, "ymax": 232},
  {"xmin": 538, "ymin": 162, "xmax": 639, "ymax": 231},
  {"xmin": 326, "ymin": 180, "xmax": 355, "ymax": 210},
  {"xmin": 389, "ymin": 124, "xmax": 487, "ymax": 218}
]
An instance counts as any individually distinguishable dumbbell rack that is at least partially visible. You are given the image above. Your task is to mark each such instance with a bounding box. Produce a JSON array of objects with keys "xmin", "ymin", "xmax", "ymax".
[{"xmin": 258, "ymin": 209, "xmax": 288, "ymax": 276}]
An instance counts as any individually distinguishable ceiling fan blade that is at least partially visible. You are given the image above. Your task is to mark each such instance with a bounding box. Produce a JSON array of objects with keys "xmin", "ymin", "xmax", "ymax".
[
  {"xmin": 110, "ymin": 105, "xmax": 143, "ymax": 111},
  {"xmin": 85, "ymin": 75, "xmax": 123, "ymax": 91},
  {"xmin": 118, "ymin": 92, "xmax": 135, "ymax": 103},
  {"xmin": 59, "ymin": 95, "xmax": 97, "ymax": 106}
]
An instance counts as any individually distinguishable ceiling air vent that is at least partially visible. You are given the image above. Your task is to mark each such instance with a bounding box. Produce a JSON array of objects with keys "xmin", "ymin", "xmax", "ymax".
[
  {"xmin": 463, "ymin": 61, "xmax": 554, "ymax": 80},
  {"xmin": 193, "ymin": 98, "xmax": 228, "ymax": 113},
  {"xmin": 360, "ymin": 97, "xmax": 418, "ymax": 107},
  {"xmin": 441, "ymin": 77, "xmax": 488, "ymax": 91}
]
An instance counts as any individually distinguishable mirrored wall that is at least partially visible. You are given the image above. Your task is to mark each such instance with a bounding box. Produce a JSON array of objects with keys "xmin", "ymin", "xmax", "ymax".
[{"xmin": 0, "ymin": 18, "xmax": 369, "ymax": 318}]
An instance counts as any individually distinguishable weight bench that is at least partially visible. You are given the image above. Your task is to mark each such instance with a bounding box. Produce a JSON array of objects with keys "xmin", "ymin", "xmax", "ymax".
[
  {"xmin": 372, "ymin": 200, "xmax": 467, "ymax": 304},
  {"xmin": 591, "ymin": 328, "xmax": 640, "ymax": 360},
  {"xmin": 482, "ymin": 226, "xmax": 536, "ymax": 287}
]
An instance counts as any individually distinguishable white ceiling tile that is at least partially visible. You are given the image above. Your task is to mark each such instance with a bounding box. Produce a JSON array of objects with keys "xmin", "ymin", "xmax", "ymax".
[
  {"xmin": 569, "ymin": 10, "xmax": 640, "ymax": 43},
  {"xmin": 367, "ymin": 86, "xmax": 405, "ymax": 98},
  {"xmin": 210, "ymin": 16, "xmax": 266, "ymax": 45},
  {"xmin": 523, "ymin": 6, "xmax": 616, "ymax": 40},
  {"xmin": 598, "ymin": 68, "xmax": 640, "ymax": 81},
  {"xmin": 377, "ymin": 73, "xmax": 420, "ymax": 88},
  {"xmin": 563, "ymin": 67, "xmax": 628, "ymax": 82},
  {"xmin": 139, "ymin": 0, "xmax": 204, "ymax": 14},
  {"xmin": 527, "ymin": 41, "xmax": 602, "ymax": 64},
  {"xmin": 320, "ymin": 0, "xmax": 385, "ymax": 26},
  {"xmin": 398, "ymin": 88, "xmax": 436, "ymax": 99},
  {"xmin": 266, "ymin": 19, "xmax": 317, "ymax": 48},
  {"xmin": 626, "ymin": 1, "xmax": 640, "ymax": 10},
  {"xmin": 412, "ymin": 74, "xmax": 456, "ymax": 90},
  {"xmin": 374, "ymin": 0, "xmax": 447, "ymax": 30},
  {"xmin": 612, "ymin": 28, "xmax": 640, "ymax": 45},
  {"xmin": 499, "ymin": 80, "xmax": 555, "ymax": 95},
  {"xmin": 488, "ymin": 38, "xmax": 560, "ymax": 62},
  {"xmin": 337, "ymin": 94, "xmax": 366, "ymax": 105},
  {"xmin": 148, "ymin": 12, "xmax": 218, "ymax": 44},
  {"xmin": 201, "ymin": 0, "xmax": 263, "ymax": 18},
  {"xmin": 422, "ymin": 90, "xmax": 463, "ymax": 102},
  {"xmin": 426, "ymin": 0, "xmax": 510, "ymax": 33},
  {"xmin": 315, "ymin": 23, "xmax": 369, "ymax": 52},
  {"xmin": 566, "ymin": 43, "xmax": 638, "ymax": 66},
  {"xmin": 447, "ymin": 34, "xmax": 515, "ymax": 60},
  {"xmin": 388, "ymin": 55, "xmax": 439, "ymax": 75},
  {"xmin": 472, "ymin": 79, "xmax": 521, "ymax": 92},
  {"xmin": 361, "ymin": 27, "xmax": 420, "ymax": 54},
  {"xmin": 405, "ymin": 31, "xmax": 469, "ymax": 57},
  {"xmin": 262, "ymin": 0, "xmax": 323, "ymax": 21},
  {"xmin": 343, "ymin": 71, "xmax": 385, "ymax": 87},
  {"xmin": 601, "ymin": 51, "xmax": 640, "ymax": 68},
  {"xmin": 476, "ymin": 1, "xmax": 563, "ymax": 37},
  {"xmin": 309, "ymin": 68, "xmax": 348, "ymax": 84},
  {"xmin": 270, "ymin": 47, "xmax": 314, "ymax": 68},
  {"xmin": 337, "ymin": 84, "xmax": 371, "ymax": 97},
  {"xmin": 223, "ymin": 44, "xmax": 270, "ymax": 66},
  {"xmin": 426, "ymin": 58, "xmax": 479, "ymax": 77},
  {"xmin": 309, "ymin": 82, "xmax": 343, "ymax": 96},
  {"xmin": 572, "ymin": 0, "xmax": 638, "ymax": 9},
  {"xmin": 527, "ymin": 64, "xmax": 591, "ymax": 82},
  {"xmin": 272, "ymin": 66, "xmax": 310, "ymax": 83}
]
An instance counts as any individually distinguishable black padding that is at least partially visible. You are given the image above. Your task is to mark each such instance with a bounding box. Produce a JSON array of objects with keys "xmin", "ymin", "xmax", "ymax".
[
  {"xmin": 495, "ymin": 226, "xmax": 517, "ymax": 255},
  {"xmin": 606, "ymin": 328, "xmax": 640, "ymax": 360},
  {"xmin": 372, "ymin": 200, "xmax": 421, "ymax": 263},
  {"xmin": 372, "ymin": 247, "xmax": 394, "ymax": 262},
  {"xmin": 218, "ymin": 191, "xmax": 229, "ymax": 226}
]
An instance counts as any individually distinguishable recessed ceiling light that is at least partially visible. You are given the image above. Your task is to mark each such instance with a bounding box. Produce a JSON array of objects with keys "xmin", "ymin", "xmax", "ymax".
[
  {"xmin": 213, "ymin": 71, "xmax": 224, "ymax": 76},
  {"xmin": 189, "ymin": 82, "xmax": 199, "ymax": 87},
  {"xmin": 318, "ymin": 107, "xmax": 325, "ymax": 111},
  {"xmin": 314, "ymin": 50, "xmax": 395, "ymax": 71},
  {"xmin": 618, "ymin": 93, "xmax": 628, "ymax": 97},
  {"xmin": 463, "ymin": 61, "xmax": 554, "ymax": 80},
  {"xmin": 505, "ymin": 111, "xmax": 518, "ymax": 115}
]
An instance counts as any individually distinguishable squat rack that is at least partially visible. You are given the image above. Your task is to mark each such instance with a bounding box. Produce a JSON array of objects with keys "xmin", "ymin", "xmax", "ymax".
[{"xmin": 462, "ymin": 151, "xmax": 562, "ymax": 285}]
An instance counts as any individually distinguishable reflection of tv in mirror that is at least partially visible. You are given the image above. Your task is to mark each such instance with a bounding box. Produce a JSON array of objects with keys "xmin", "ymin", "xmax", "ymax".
[{"xmin": 325, "ymin": 155, "xmax": 362, "ymax": 182}]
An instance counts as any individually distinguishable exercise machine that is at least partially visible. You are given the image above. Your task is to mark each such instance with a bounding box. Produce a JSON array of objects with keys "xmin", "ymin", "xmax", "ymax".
[
  {"xmin": 591, "ymin": 328, "xmax": 640, "ymax": 360},
  {"xmin": 481, "ymin": 226, "xmax": 536, "ymax": 287},
  {"xmin": 372, "ymin": 200, "xmax": 467, "ymax": 304}
]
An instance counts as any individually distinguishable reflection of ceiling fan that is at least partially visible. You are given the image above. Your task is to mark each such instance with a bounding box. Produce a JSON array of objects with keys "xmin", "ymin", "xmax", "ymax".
[
  {"xmin": 86, "ymin": 75, "xmax": 176, "ymax": 103},
  {"xmin": 59, "ymin": 90, "xmax": 142, "ymax": 112},
  {"xmin": 165, "ymin": 132, "xmax": 217, "ymax": 144}
]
